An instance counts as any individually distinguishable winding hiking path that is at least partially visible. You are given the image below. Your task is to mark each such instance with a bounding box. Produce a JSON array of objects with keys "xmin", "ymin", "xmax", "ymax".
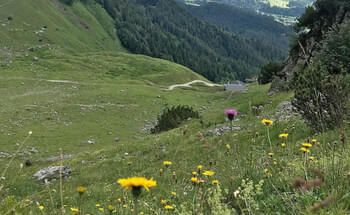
[{"xmin": 167, "ymin": 80, "xmax": 222, "ymax": 90}]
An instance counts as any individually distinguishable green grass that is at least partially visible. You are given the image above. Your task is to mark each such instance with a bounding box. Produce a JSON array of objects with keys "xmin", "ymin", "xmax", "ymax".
[{"xmin": 0, "ymin": 0, "xmax": 350, "ymax": 214}]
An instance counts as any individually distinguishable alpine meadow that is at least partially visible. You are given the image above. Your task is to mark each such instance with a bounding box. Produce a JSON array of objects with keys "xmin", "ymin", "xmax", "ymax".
[{"xmin": 0, "ymin": 0, "xmax": 350, "ymax": 214}]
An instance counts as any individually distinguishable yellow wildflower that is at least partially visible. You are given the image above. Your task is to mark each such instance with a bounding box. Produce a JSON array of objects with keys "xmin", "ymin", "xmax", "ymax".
[
  {"xmin": 123, "ymin": 204, "xmax": 128, "ymax": 208},
  {"xmin": 312, "ymin": 139, "xmax": 317, "ymax": 143},
  {"xmin": 212, "ymin": 180, "xmax": 219, "ymax": 185},
  {"xmin": 262, "ymin": 119, "xmax": 273, "ymax": 126},
  {"xmin": 264, "ymin": 168, "xmax": 269, "ymax": 173},
  {"xmin": 197, "ymin": 165, "xmax": 203, "ymax": 170},
  {"xmin": 39, "ymin": 205, "xmax": 44, "ymax": 210},
  {"xmin": 281, "ymin": 143, "xmax": 286, "ymax": 147},
  {"xmin": 226, "ymin": 144, "xmax": 231, "ymax": 149},
  {"xmin": 309, "ymin": 156, "xmax": 315, "ymax": 161},
  {"xmin": 273, "ymin": 161, "xmax": 277, "ymax": 165},
  {"xmin": 171, "ymin": 192, "xmax": 176, "ymax": 197},
  {"xmin": 117, "ymin": 177, "xmax": 157, "ymax": 192},
  {"xmin": 159, "ymin": 168, "xmax": 163, "ymax": 175},
  {"xmin": 191, "ymin": 177, "xmax": 198, "ymax": 184},
  {"xmin": 165, "ymin": 205, "xmax": 174, "ymax": 210},
  {"xmin": 268, "ymin": 152, "xmax": 274, "ymax": 157},
  {"xmin": 117, "ymin": 198, "xmax": 122, "ymax": 203},
  {"xmin": 76, "ymin": 186, "xmax": 87, "ymax": 194},
  {"xmin": 99, "ymin": 208, "xmax": 104, "ymax": 211},
  {"xmin": 70, "ymin": 207, "xmax": 79, "ymax": 212},
  {"xmin": 198, "ymin": 179, "xmax": 205, "ymax": 183},
  {"xmin": 161, "ymin": 200, "xmax": 167, "ymax": 205},
  {"xmin": 302, "ymin": 143, "xmax": 312, "ymax": 148},
  {"xmin": 279, "ymin": 133, "xmax": 288, "ymax": 139},
  {"xmin": 95, "ymin": 204, "xmax": 101, "ymax": 207},
  {"xmin": 203, "ymin": 171, "xmax": 215, "ymax": 176},
  {"xmin": 300, "ymin": 147, "xmax": 310, "ymax": 153},
  {"xmin": 192, "ymin": 171, "xmax": 198, "ymax": 176},
  {"xmin": 140, "ymin": 212, "xmax": 144, "ymax": 215},
  {"xmin": 163, "ymin": 161, "xmax": 172, "ymax": 166},
  {"xmin": 108, "ymin": 205, "xmax": 115, "ymax": 211}
]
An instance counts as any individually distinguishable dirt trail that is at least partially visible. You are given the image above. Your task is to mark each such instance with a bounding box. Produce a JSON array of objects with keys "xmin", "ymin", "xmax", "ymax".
[{"xmin": 167, "ymin": 80, "xmax": 221, "ymax": 90}]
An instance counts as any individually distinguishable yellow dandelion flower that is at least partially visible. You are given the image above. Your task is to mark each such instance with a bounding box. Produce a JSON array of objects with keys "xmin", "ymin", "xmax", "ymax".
[
  {"xmin": 140, "ymin": 212, "xmax": 144, "ymax": 215},
  {"xmin": 264, "ymin": 168, "xmax": 269, "ymax": 173},
  {"xmin": 117, "ymin": 177, "xmax": 157, "ymax": 192},
  {"xmin": 39, "ymin": 205, "xmax": 44, "ymax": 210},
  {"xmin": 96, "ymin": 204, "xmax": 101, "ymax": 207},
  {"xmin": 212, "ymin": 180, "xmax": 219, "ymax": 185},
  {"xmin": 309, "ymin": 156, "xmax": 315, "ymax": 161},
  {"xmin": 127, "ymin": 161, "xmax": 132, "ymax": 165},
  {"xmin": 76, "ymin": 186, "xmax": 87, "ymax": 194},
  {"xmin": 302, "ymin": 143, "xmax": 312, "ymax": 148},
  {"xmin": 171, "ymin": 192, "xmax": 176, "ymax": 197},
  {"xmin": 165, "ymin": 205, "xmax": 174, "ymax": 210},
  {"xmin": 159, "ymin": 168, "xmax": 163, "ymax": 175},
  {"xmin": 70, "ymin": 207, "xmax": 79, "ymax": 212},
  {"xmin": 191, "ymin": 177, "xmax": 198, "ymax": 184},
  {"xmin": 197, "ymin": 165, "xmax": 203, "ymax": 170},
  {"xmin": 279, "ymin": 133, "xmax": 288, "ymax": 139},
  {"xmin": 161, "ymin": 200, "xmax": 167, "ymax": 205},
  {"xmin": 198, "ymin": 179, "xmax": 205, "ymax": 183},
  {"xmin": 117, "ymin": 198, "xmax": 122, "ymax": 203},
  {"xmin": 268, "ymin": 152, "xmax": 274, "ymax": 157},
  {"xmin": 203, "ymin": 171, "xmax": 215, "ymax": 176},
  {"xmin": 281, "ymin": 143, "xmax": 286, "ymax": 147},
  {"xmin": 108, "ymin": 205, "xmax": 115, "ymax": 211},
  {"xmin": 99, "ymin": 208, "xmax": 104, "ymax": 211},
  {"xmin": 192, "ymin": 171, "xmax": 198, "ymax": 176},
  {"xmin": 123, "ymin": 204, "xmax": 128, "ymax": 208},
  {"xmin": 273, "ymin": 161, "xmax": 277, "ymax": 165},
  {"xmin": 226, "ymin": 144, "xmax": 231, "ymax": 149},
  {"xmin": 163, "ymin": 161, "xmax": 172, "ymax": 166},
  {"xmin": 262, "ymin": 119, "xmax": 273, "ymax": 126},
  {"xmin": 312, "ymin": 139, "xmax": 317, "ymax": 143},
  {"xmin": 300, "ymin": 147, "xmax": 310, "ymax": 153}
]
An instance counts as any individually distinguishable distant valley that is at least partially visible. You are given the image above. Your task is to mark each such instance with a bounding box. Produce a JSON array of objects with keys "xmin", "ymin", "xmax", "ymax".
[{"xmin": 181, "ymin": 0, "xmax": 316, "ymax": 25}]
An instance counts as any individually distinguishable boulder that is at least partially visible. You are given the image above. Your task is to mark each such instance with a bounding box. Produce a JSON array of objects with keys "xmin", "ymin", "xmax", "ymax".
[{"xmin": 33, "ymin": 166, "xmax": 71, "ymax": 184}]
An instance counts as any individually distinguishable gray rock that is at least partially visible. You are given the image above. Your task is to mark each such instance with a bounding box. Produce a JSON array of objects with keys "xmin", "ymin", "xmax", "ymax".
[
  {"xmin": 275, "ymin": 101, "xmax": 300, "ymax": 121},
  {"xmin": 209, "ymin": 125, "xmax": 241, "ymax": 136},
  {"xmin": 0, "ymin": 152, "xmax": 12, "ymax": 158},
  {"xmin": 33, "ymin": 56, "xmax": 39, "ymax": 61},
  {"xmin": 33, "ymin": 166, "xmax": 71, "ymax": 184},
  {"xmin": 114, "ymin": 137, "xmax": 120, "ymax": 142},
  {"xmin": 47, "ymin": 154, "xmax": 72, "ymax": 162},
  {"xmin": 87, "ymin": 139, "xmax": 95, "ymax": 144}
]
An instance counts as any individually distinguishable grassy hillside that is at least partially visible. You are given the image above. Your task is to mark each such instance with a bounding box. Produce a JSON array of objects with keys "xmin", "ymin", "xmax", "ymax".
[
  {"xmin": 0, "ymin": 0, "xmax": 350, "ymax": 214},
  {"xmin": 0, "ymin": 0, "xmax": 122, "ymax": 54}
]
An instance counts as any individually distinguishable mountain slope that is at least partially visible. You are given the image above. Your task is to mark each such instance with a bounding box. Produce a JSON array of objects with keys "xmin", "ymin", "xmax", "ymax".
[
  {"xmin": 0, "ymin": 0, "xmax": 123, "ymax": 53},
  {"xmin": 184, "ymin": 2, "xmax": 292, "ymax": 56},
  {"xmin": 97, "ymin": 0, "xmax": 288, "ymax": 82}
]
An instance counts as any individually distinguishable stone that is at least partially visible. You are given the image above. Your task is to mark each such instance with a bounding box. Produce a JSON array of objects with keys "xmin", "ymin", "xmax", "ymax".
[
  {"xmin": 47, "ymin": 154, "xmax": 72, "ymax": 162},
  {"xmin": 33, "ymin": 56, "xmax": 39, "ymax": 61},
  {"xmin": 87, "ymin": 139, "xmax": 95, "ymax": 144},
  {"xmin": 0, "ymin": 152, "xmax": 12, "ymax": 158},
  {"xmin": 33, "ymin": 166, "xmax": 71, "ymax": 184},
  {"xmin": 114, "ymin": 137, "xmax": 120, "ymax": 142}
]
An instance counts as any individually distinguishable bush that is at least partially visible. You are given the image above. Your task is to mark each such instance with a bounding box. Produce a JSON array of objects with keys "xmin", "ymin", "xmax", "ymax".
[
  {"xmin": 151, "ymin": 105, "xmax": 199, "ymax": 133},
  {"xmin": 292, "ymin": 24, "xmax": 350, "ymax": 131},
  {"xmin": 257, "ymin": 62, "xmax": 283, "ymax": 84}
]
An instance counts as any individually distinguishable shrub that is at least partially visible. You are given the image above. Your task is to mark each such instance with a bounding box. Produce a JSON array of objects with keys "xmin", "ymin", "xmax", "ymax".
[
  {"xmin": 292, "ymin": 24, "xmax": 350, "ymax": 131},
  {"xmin": 257, "ymin": 62, "xmax": 283, "ymax": 84},
  {"xmin": 151, "ymin": 105, "xmax": 199, "ymax": 133}
]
